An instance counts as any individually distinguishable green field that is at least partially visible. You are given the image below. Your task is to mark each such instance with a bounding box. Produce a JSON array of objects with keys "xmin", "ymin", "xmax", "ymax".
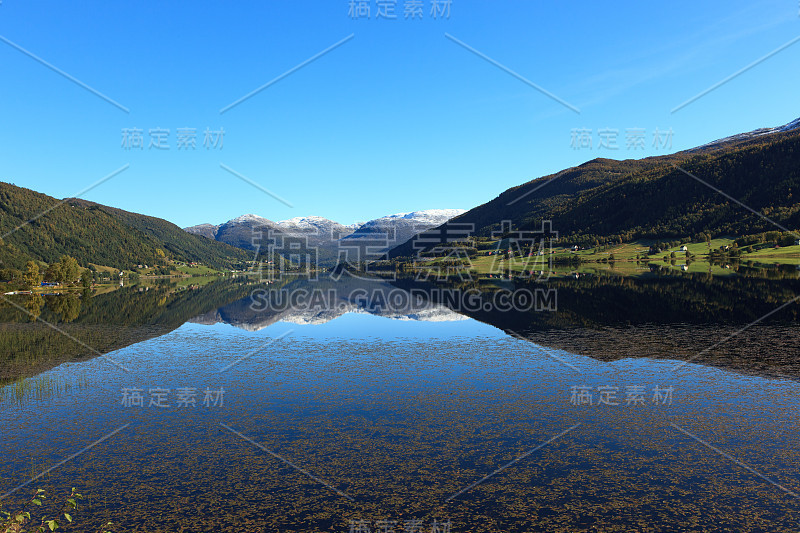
[
  {"xmin": 175, "ymin": 264, "xmax": 222, "ymax": 276},
  {"xmin": 744, "ymin": 245, "xmax": 800, "ymax": 265},
  {"xmin": 421, "ymin": 237, "xmax": 800, "ymax": 279}
]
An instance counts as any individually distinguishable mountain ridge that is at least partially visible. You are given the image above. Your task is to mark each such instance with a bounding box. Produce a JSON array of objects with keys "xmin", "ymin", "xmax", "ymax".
[
  {"xmin": 390, "ymin": 116, "xmax": 800, "ymax": 257},
  {"xmin": 0, "ymin": 183, "xmax": 250, "ymax": 271},
  {"xmin": 184, "ymin": 209, "xmax": 466, "ymax": 263}
]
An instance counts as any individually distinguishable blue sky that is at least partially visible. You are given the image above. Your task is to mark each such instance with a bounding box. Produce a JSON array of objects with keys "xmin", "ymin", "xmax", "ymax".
[{"xmin": 0, "ymin": 0, "xmax": 798, "ymax": 227}]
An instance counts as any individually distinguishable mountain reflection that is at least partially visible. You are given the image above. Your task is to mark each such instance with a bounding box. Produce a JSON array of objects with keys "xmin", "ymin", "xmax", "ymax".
[
  {"xmin": 1, "ymin": 269, "xmax": 798, "ymax": 384},
  {"xmin": 189, "ymin": 277, "xmax": 468, "ymax": 331}
]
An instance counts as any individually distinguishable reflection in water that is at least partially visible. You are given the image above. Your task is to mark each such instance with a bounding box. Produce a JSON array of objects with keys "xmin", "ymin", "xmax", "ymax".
[
  {"xmin": 393, "ymin": 272, "xmax": 800, "ymax": 377},
  {"xmin": 190, "ymin": 277, "xmax": 468, "ymax": 331},
  {"xmin": 45, "ymin": 292, "xmax": 83, "ymax": 323},
  {"xmin": 1, "ymin": 272, "xmax": 799, "ymax": 383},
  {"xmin": 0, "ymin": 278, "xmax": 262, "ymax": 384},
  {"xmin": 23, "ymin": 293, "xmax": 43, "ymax": 322}
]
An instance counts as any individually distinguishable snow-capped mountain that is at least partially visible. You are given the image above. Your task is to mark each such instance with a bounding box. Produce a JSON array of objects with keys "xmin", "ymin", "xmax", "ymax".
[
  {"xmin": 185, "ymin": 214, "xmax": 277, "ymax": 247},
  {"xmin": 342, "ymin": 209, "xmax": 466, "ymax": 251},
  {"xmin": 230, "ymin": 213, "xmax": 273, "ymax": 225},
  {"xmin": 183, "ymin": 208, "xmax": 465, "ymax": 260},
  {"xmin": 690, "ymin": 116, "xmax": 800, "ymax": 152},
  {"xmin": 189, "ymin": 214, "xmax": 279, "ymax": 251},
  {"xmin": 276, "ymin": 215, "xmax": 357, "ymax": 240},
  {"xmin": 354, "ymin": 209, "xmax": 466, "ymax": 229}
]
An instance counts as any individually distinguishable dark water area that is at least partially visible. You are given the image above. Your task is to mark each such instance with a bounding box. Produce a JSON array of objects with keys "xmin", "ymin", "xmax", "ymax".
[{"xmin": 1, "ymin": 273, "xmax": 798, "ymax": 532}]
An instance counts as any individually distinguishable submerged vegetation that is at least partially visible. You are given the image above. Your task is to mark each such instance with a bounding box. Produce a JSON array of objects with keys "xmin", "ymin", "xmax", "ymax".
[{"xmin": 1, "ymin": 488, "xmax": 112, "ymax": 533}]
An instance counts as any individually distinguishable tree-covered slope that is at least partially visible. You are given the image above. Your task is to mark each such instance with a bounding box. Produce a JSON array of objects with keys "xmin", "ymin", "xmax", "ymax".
[
  {"xmin": 0, "ymin": 183, "xmax": 249, "ymax": 270},
  {"xmin": 391, "ymin": 124, "xmax": 800, "ymax": 256}
]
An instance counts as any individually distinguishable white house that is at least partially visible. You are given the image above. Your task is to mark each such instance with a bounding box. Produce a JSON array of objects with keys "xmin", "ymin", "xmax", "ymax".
[{"xmin": 679, "ymin": 245, "xmax": 688, "ymax": 252}]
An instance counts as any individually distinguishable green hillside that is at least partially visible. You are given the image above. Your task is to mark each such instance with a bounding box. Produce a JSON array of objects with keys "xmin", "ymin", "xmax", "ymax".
[
  {"xmin": 0, "ymin": 183, "xmax": 250, "ymax": 270},
  {"xmin": 391, "ymin": 127, "xmax": 800, "ymax": 256}
]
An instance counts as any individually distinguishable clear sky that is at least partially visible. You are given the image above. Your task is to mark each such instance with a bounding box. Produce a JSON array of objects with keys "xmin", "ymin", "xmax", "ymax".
[{"xmin": 0, "ymin": 0, "xmax": 798, "ymax": 227}]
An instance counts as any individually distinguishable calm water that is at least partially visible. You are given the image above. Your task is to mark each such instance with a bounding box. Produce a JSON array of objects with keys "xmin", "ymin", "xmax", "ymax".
[{"xmin": 1, "ymin": 275, "xmax": 799, "ymax": 532}]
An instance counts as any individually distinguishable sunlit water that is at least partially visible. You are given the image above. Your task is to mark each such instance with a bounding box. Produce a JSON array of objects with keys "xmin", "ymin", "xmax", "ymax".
[{"xmin": 1, "ymin": 312, "xmax": 799, "ymax": 532}]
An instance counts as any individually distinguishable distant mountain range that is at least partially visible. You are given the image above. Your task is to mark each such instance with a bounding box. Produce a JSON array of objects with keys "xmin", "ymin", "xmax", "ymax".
[
  {"xmin": 392, "ymin": 116, "xmax": 800, "ymax": 257},
  {"xmin": 185, "ymin": 214, "xmax": 357, "ymax": 243},
  {"xmin": 184, "ymin": 209, "xmax": 466, "ymax": 264}
]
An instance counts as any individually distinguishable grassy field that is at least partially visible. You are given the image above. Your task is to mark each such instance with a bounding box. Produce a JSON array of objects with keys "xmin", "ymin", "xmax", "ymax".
[
  {"xmin": 89, "ymin": 263, "xmax": 126, "ymax": 274},
  {"xmin": 744, "ymin": 245, "xmax": 800, "ymax": 265},
  {"xmin": 89, "ymin": 262, "xmax": 223, "ymax": 277},
  {"xmin": 424, "ymin": 237, "xmax": 800, "ymax": 279},
  {"xmin": 571, "ymin": 238, "xmax": 735, "ymax": 260},
  {"xmin": 573, "ymin": 241, "xmax": 651, "ymax": 260},
  {"xmin": 469, "ymin": 254, "xmax": 551, "ymax": 274},
  {"xmin": 175, "ymin": 264, "xmax": 222, "ymax": 276}
]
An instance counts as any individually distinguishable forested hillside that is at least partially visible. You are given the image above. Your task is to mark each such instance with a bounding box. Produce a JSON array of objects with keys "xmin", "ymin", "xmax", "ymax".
[
  {"xmin": 0, "ymin": 183, "xmax": 249, "ymax": 270},
  {"xmin": 391, "ymin": 126, "xmax": 800, "ymax": 255}
]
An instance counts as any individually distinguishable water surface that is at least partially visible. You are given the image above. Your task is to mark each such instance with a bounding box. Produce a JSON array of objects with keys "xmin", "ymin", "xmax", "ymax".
[{"xmin": 1, "ymin": 275, "xmax": 798, "ymax": 532}]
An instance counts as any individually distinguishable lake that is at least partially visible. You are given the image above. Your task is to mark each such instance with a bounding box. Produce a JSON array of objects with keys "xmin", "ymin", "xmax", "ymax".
[{"xmin": 1, "ymin": 273, "xmax": 799, "ymax": 532}]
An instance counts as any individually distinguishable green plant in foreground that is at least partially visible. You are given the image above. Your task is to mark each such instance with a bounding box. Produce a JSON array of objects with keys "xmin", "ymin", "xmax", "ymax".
[{"xmin": 0, "ymin": 488, "xmax": 112, "ymax": 533}]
